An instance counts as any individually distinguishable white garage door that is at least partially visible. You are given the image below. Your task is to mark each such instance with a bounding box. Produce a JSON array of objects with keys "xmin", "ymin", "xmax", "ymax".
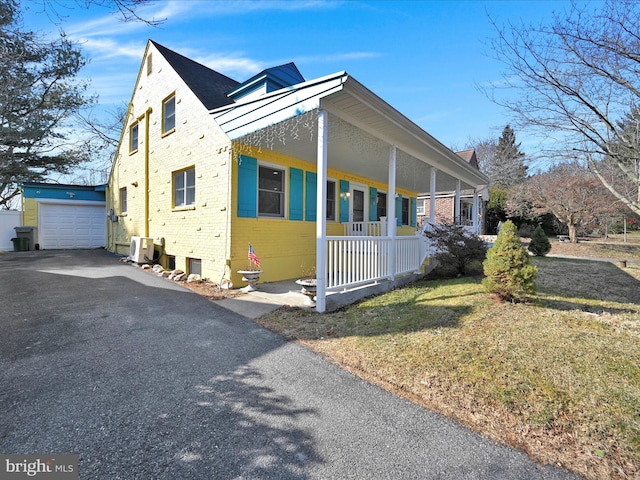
[{"xmin": 39, "ymin": 202, "xmax": 106, "ymax": 249}]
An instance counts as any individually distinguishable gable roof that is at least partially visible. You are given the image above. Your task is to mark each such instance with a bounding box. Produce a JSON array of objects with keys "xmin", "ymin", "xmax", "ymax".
[
  {"xmin": 456, "ymin": 148, "xmax": 478, "ymax": 169},
  {"xmin": 150, "ymin": 40, "xmax": 240, "ymax": 110},
  {"xmin": 211, "ymin": 72, "xmax": 489, "ymax": 191}
]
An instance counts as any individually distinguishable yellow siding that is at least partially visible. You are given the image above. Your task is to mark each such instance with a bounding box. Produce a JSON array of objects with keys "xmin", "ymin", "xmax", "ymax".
[
  {"xmin": 22, "ymin": 198, "xmax": 37, "ymax": 228},
  {"xmin": 108, "ymin": 43, "xmax": 419, "ymax": 287},
  {"xmin": 229, "ymin": 145, "xmax": 419, "ymax": 285},
  {"xmin": 107, "ymin": 42, "xmax": 232, "ymax": 281}
]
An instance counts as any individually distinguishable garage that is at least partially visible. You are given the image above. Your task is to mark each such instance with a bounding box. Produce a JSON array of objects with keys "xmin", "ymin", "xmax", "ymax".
[
  {"xmin": 38, "ymin": 201, "xmax": 106, "ymax": 249},
  {"xmin": 21, "ymin": 183, "xmax": 107, "ymax": 250}
]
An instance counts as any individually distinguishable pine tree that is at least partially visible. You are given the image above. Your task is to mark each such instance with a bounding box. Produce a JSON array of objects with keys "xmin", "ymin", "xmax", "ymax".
[
  {"xmin": 482, "ymin": 220, "xmax": 537, "ymax": 301},
  {"xmin": 486, "ymin": 125, "xmax": 528, "ymax": 189},
  {"xmin": 0, "ymin": 0, "xmax": 90, "ymax": 207},
  {"xmin": 528, "ymin": 225, "xmax": 551, "ymax": 256}
]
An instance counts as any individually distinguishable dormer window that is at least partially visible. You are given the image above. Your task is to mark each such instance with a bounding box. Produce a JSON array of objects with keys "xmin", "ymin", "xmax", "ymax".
[{"xmin": 227, "ymin": 63, "xmax": 305, "ymax": 103}]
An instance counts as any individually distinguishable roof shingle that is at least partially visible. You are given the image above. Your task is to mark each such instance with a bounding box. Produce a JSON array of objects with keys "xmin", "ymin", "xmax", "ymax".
[{"xmin": 150, "ymin": 40, "xmax": 240, "ymax": 110}]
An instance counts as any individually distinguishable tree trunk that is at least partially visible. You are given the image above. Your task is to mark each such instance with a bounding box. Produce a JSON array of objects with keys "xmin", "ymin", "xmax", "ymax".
[{"xmin": 568, "ymin": 223, "xmax": 578, "ymax": 243}]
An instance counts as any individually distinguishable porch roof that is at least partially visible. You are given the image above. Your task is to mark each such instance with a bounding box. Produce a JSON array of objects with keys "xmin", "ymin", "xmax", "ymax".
[{"xmin": 210, "ymin": 72, "xmax": 488, "ymax": 193}]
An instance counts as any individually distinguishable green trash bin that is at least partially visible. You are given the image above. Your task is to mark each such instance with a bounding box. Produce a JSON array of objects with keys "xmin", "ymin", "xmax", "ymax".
[{"xmin": 11, "ymin": 237, "xmax": 29, "ymax": 252}]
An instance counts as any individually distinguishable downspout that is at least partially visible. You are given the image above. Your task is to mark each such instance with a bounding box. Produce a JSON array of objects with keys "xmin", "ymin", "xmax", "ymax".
[
  {"xmin": 143, "ymin": 107, "xmax": 152, "ymax": 238},
  {"xmin": 223, "ymin": 147, "xmax": 232, "ymax": 284}
]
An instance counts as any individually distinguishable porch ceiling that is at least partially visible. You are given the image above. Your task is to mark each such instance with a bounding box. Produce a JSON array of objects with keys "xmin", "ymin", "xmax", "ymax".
[{"xmin": 212, "ymin": 73, "xmax": 488, "ymax": 194}]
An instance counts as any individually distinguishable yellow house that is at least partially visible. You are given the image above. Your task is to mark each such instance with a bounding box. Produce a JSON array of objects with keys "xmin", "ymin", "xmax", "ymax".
[{"xmin": 107, "ymin": 40, "xmax": 488, "ymax": 312}]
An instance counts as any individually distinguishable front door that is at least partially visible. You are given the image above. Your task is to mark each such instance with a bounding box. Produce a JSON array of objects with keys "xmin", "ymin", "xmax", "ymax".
[{"xmin": 350, "ymin": 185, "xmax": 367, "ymax": 234}]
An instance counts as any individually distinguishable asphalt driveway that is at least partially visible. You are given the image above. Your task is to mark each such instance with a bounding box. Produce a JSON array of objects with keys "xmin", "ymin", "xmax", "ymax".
[{"xmin": 0, "ymin": 250, "xmax": 579, "ymax": 479}]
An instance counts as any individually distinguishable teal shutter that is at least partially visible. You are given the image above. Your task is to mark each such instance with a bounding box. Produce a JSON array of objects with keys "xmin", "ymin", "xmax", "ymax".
[
  {"xmin": 237, "ymin": 155, "xmax": 257, "ymax": 218},
  {"xmin": 289, "ymin": 167, "xmax": 303, "ymax": 221},
  {"xmin": 396, "ymin": 195, "xmax": 402, "ymax": 226},
  {"xmin": 369, "ymin": 187, "xmax": 378, "ymax": 221},
  {"xmin": 339, "ymin": 180, "xmax": 350, "ymax": 223},
  {"xmin": 411, "ymin": 197, "xmax": 417, "ymax": 227},
  {"xmin": 305, "ymin": 172, "xmax": 317, "ymax": 221}
]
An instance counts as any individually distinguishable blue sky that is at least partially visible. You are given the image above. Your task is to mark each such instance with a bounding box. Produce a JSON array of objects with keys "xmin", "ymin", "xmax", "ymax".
[{"xmin": 21, "ymin": 0, "xmax": 579, "ymax": 169}]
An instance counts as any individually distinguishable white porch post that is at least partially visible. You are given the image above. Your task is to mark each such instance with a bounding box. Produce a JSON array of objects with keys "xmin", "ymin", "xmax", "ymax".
[
  {"xmin": 388, "ymin": 145, "xmax": 397, "ymax": 280},
  {"xmin": 454, "ymin": 179, "xmax": 461, "ymax": 224},
  {"xmin": 473, "ymin": 189, "xmax": 479, "ymax": 233},
  {"xmin": 316, "ymin": 109, "xmax": 328, "ymax": 313},
  {"xmin": 430, "ymin": 167, "xmax": 436, "ymax": 225}
]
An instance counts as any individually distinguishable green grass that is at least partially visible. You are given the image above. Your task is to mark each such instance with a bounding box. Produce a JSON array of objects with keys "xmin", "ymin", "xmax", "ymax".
[{"xmin": 257, "ymin": 259, "xmax": 640, "ymax": 480}]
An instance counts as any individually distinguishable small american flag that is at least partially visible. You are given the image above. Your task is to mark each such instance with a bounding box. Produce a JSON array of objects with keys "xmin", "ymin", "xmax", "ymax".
[{"xmin": 248, "ymin": 244, "xmax": 261, "ymax": 268}]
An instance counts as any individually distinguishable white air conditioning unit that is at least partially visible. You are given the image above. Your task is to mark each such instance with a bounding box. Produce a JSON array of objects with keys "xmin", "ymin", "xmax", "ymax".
[{"xmin": 129, "ymin": 236, "xmax": 154, "ymax": 264}]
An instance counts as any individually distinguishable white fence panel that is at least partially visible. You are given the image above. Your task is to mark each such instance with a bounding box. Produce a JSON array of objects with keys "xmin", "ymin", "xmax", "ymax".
[
  {"xmin": 342, "ymin": 220, "xmax": 387, "ymax": 236},
  {"xmin": 327, "ymin": 237, "xmax": 391, "ymax": 291},
  {"xmin": 0, "ymin": 211, "xmax": 21, "ymax": 251},
  {"xmin": 394, "ymin": 237, "xmax": 422, "ymax": 275},
  {"xmin": 326, "ymin": 236, "xmax": 422, "ymax": 291}
]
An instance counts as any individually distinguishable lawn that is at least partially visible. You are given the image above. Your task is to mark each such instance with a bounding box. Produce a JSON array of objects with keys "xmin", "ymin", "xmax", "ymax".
[{"xmin": 255, "ymin": 255, "xmax": 640, "ymax": 480}]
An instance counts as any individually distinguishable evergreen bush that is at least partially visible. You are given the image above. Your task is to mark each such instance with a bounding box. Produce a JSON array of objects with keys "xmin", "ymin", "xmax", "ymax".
[
  {"xmin": 517, "ymin": 223, "xmax": 534, "ymax": 238},
  {"xmin": 528, "ymin": 225, "xmax": 551, "ymax": 256},
  {"xmin": 482, "ymin": 220, "xmax": 537, "ymax": 301}
]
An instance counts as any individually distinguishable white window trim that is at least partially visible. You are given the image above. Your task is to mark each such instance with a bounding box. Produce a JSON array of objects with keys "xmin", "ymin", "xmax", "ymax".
[
  {"xmin": 349, "ymin": 182, "xmax": 368, "ymax": 223},
  {"xmin": 162, "ymin": 94, "xmax": 176, "ymax": 135},
  {"xmin": 173, "ymin": 168, "xmax": 195, "ymax": 208},
  {"xmin": 130, "ymin": 123, "xmax": 139, "ymax": 153},
  {"xmin": 375, "ymin": 189, "xmax": 388, "ymax": 221},
  {"xmin": 120, "ymin": 187, "xmax": 127, "ymax": 214},
  {"xmin": 326, "ymin": 177, "xmax": 337, "ymax": 222},
  {"xmin": 257, "ymin": 161, "xmax": 287, "ymax": 218},
  {"xmin": 401, "ymin": 196, "xmax": 410, "ymax": 226}
]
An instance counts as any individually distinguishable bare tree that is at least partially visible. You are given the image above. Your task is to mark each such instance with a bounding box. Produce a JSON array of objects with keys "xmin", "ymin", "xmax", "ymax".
[
  {"xmin": 487, "ymin": 0, "xmax": 640, "ymax": 216},
  {"xmin": 73, "ymin": 102, "xmax": 128, "ymax": 180},
  {"xmin": 34, "ymin": 0, "xmax": 164, "ymax": 26},
  {"xmin": 508, "ymin": 163, "xmax": 620, "ymax": 243},
  {"xmin": 465, "ymin": 135, "xmax": 497, "ymax": 176}
]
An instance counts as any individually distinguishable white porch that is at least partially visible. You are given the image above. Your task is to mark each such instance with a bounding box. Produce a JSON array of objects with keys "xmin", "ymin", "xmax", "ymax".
[
  {"xmin": 326, "ymin": 234, "xmax": 429, "ymax": 291},
  {"xmin": 212, "ymin": 71, "xmax": 488, "ymax": 312}
]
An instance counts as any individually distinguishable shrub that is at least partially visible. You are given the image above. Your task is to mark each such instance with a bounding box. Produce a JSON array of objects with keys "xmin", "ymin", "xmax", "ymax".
[
  {"xmin": 424, "ymin": 222, "xmax": 488, "ymax": 276},
  {"xmin": 482, "ymin": 220, "xmax": 537, "ymax": 301},
  {"xmin": 528, "ymin": 225, "xmax": 551, "ymax": 256},
  {"xmin": 518, "ymin": 223, "xmax": 534, "ymax": 238}
]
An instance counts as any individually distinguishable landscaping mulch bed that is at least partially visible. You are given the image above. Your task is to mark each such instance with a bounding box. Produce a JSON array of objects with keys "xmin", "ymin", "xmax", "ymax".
[{"xmin": 181, "ymin": 280, "xmax": 241, "ymax": 300}]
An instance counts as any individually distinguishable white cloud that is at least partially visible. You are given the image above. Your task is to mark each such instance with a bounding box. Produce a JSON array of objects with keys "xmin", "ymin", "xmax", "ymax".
[
  {"xmin": 79, "ymin": 38, "xmax": 145, "ymax": 61},
  {"xmin": 65, "ymin": 0, "xmax": 192, "ymax": 38},
  {"xmin": 195, "ymin": 53, "xmax": 265, "ymax": 78},
  {"xmin": 83, "ymin": 71, "xmax": 138, "ymax": 101},
  {"xmin": 190, "ymin": 0, "xmax": 342, "ymax": 15},
  {"xmin": 293, "ymin": 52, "xmax": 381, "ymax": 64}
]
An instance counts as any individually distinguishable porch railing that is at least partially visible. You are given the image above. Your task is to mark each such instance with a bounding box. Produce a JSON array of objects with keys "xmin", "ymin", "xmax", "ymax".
[
  {"xmin": 325, "ymin": 235, "xmax": 428, "ymax": 291},
  {"xmin": 342, "ymin": 220, "xmax": 387, "ymax": 236}
]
